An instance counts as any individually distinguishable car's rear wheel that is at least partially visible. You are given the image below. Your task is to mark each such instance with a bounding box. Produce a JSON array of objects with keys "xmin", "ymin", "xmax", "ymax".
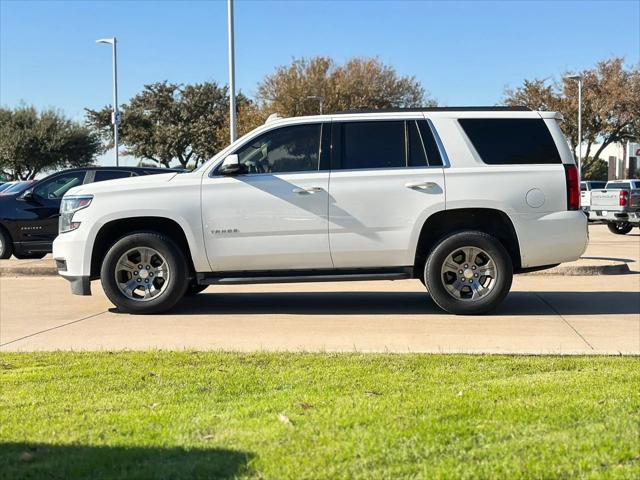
[
  {"xmin": 0, "ymin": 228, "xmax": 13, "ymax": 259},
  {"xmin": 607, "ymin": 222, "xmax": 633, "ymax": 235},
  {"xmin": 424, "ymin": 231, "xmax": 513, "ymax": 315},
  {"xmin": 100, "ymin": 232, "xmax": 188, "ymax": 314}
]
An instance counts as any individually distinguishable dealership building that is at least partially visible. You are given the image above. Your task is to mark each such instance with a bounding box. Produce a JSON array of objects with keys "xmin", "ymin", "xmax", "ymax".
[{"xmin": 581, "ymin": 141, "xmax": 640, "ymax": 180}]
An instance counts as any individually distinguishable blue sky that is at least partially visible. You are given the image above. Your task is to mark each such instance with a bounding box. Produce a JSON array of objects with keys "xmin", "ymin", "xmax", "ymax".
[{"xmin": 1, "ymin": 0, "xmax": 639, "ymax": 121}]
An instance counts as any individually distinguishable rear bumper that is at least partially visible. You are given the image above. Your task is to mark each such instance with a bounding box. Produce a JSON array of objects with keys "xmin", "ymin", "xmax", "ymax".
[
  {"xmin": 589, "ymin": 210, "xmax": 639, "ymax": 225},
  {"xmin": 513, "ymin": 210, "xmax": 588, "ymax": 268}
]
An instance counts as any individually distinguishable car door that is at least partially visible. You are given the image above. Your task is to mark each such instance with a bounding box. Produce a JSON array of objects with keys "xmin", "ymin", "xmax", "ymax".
[
  {"xmin": 328, "ymin": 118, "xmax": 446, "ymax": 268},
  {"xmin": 15, "ymin": 170, "xmax": 87, "ymax": 246},
  {"xmin": 201, "ymin": 122, "xmax": 333, "ymax": 272}
]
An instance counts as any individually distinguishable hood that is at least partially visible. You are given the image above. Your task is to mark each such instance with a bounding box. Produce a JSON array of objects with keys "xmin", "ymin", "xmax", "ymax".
[{"xmin": 66, "ymin": 172, "xmax": 180, "ymax": 196}]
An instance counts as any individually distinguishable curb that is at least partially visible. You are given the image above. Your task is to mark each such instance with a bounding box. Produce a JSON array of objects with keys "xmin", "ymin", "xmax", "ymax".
[
  {"xmin": 0, "ymin": 266, "xmax": 58, "ymax": 276},
  {"xmin": 0, "ymin": 263, "xmax": 633, "ymax": 278},
  {"xmin": 523, "ymin": 262, "xmax": 631, "ymax": 276}
]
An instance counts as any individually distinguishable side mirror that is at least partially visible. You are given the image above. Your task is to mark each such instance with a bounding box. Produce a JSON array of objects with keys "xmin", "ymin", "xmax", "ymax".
[
  {"xmin": 18, "ymin": 189, "xmax": 34, "ymax": 202},
  {"xmin": 219, "ymin": 154, "xmax": 242, "ymax": 175}
]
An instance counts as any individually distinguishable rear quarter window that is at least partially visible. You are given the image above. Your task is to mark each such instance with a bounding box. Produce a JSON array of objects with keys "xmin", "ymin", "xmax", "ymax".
[{"xmin": 459, "ymin": 118, "xmax": 562, "ymax": 165}]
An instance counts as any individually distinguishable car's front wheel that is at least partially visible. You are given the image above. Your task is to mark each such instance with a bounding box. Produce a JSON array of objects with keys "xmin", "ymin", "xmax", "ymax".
[
  {"xmin": 607, "ymin": 222, "xmax": 633, "ymax": 235},
  {"xmin": 0, "ymin": 228, "xmax": 13, "ymax": 259},
  {"xmin": 100, "ymin": 232, "xmax": 188, "ymax": 314},
  {"xmin": 424, "ymin": 231, "xmax": 513, "ymax": 315}
]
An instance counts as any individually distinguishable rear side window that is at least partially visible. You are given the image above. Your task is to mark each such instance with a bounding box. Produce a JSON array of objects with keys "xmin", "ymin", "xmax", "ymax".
[
  {"xmin": 339, "ymin": 121, "xmax": 405, "ymax": 170},
  {"xmin": 459, "ymin": 118, "xmax": 562, "ymax": 165},
  {"xmin": 94, "ymin": 170, "xmax": 132, "ymax": 182},
  {"xmin": 333, "ymin": 120, "xmax": 444, "ymax": 170}
]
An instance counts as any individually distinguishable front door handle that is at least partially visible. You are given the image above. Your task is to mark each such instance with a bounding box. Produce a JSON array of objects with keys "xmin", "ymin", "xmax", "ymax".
[
  {"xmin": 292, "ymin": 187, "xmax": 324, "ymax": 194},
  {"xmin": 405, "ymin": 181, "xmax": 438, "ymax": 190}
]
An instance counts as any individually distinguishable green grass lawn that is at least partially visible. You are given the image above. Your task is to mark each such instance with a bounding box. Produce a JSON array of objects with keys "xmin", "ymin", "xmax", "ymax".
[{"xmin": 1, "ymin": 352, "xmax": 638, "ymax": 479}]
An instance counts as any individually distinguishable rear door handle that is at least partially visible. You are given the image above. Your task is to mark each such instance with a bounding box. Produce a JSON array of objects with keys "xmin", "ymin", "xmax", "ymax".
[
  {"xmin": 405, "ymin": 181, "xmax": 438, "ymax": 190},
  {"xmin": 292, "ymin": 187, "xmax": 324, "ymax": 194}
]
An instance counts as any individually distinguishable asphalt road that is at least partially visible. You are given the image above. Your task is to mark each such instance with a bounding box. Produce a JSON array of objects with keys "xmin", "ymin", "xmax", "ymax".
[{"xmin": 1, "ymin": 225, "xmax": 638, "ymax": 354}]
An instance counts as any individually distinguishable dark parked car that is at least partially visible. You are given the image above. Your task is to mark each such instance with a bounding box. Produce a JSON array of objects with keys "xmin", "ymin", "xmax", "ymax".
[{"xmin": 0, "ymin": 167, "xmax": 183, "ymax": 259}]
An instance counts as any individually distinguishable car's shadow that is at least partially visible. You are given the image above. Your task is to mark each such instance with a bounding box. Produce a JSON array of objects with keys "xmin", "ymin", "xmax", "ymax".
[
  {"xmin": 162, "ymin": 290, "xmax": 640, "ymax": 316},
  {"xmin": 0, "ymin": 443, "xmax": 252, "ymax": 479}
]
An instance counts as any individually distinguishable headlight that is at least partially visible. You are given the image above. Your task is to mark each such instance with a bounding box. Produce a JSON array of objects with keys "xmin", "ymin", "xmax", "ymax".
[{"xmin": 59, "ymin": 195, "xmax": 93, "ymax": 234}]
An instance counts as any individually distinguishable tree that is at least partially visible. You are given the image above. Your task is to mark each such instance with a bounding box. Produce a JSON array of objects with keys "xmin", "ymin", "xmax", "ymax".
[
  {"xmin": 86, "ymin": 81, "xmax": 265, "ymax": 169},
  {"xmin": 257, "ymin": 57, "xmax": 434, "ymax": 116},
  {"xmin": 0, "ymin": 106, "xmax": 102, "ymax": 180},
  {"xmin": 504, "ymin": 58, "xmax": 640, "ymax": 171},
  {"xmin": 581, "ymin": 157, "xmax": 608, "ymax": 181}
]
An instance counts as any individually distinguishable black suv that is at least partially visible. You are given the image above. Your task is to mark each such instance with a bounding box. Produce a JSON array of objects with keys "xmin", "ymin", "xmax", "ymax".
[{"xmin": 0, "ymin": 167, "xmax": 183, "ymax": 259}]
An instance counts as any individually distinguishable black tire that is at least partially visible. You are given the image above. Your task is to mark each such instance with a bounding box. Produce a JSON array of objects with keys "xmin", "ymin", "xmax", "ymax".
[
  {"xmin": 100, "ymin": 231, "xmax": 189, "ymax": 314},
  {"xmin": 607, "ymin": 222, "xmax": 633, "ymax": 235},
  {"xmin": 185, "ymin": 282, "xmax": 208, "ymax": 296},
  {"xmin": 0, "ymin": 228, "xmax": 13, "ymax": 259},
  {"xmin": 14, "ymin": 252, "xmax": 47, "ymax": 260},
  {"xmin": 424, "ymin": 231, "xmax": 513, "ymax": 315}
]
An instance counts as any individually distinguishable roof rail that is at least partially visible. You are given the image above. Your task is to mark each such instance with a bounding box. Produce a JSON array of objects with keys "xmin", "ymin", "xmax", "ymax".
[{"xmin": 334, "ymin": 106, "xmax": 531, "ymax": 114}]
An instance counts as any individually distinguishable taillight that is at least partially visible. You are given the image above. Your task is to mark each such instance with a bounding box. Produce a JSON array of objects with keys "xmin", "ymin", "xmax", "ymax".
[
  {"xmin": 619, "ymin": 190, "xmax": 629, "ymax": 207},
  {"xmin": 564, "ymin": 164, "xmax": 580, "ymax": 210}
]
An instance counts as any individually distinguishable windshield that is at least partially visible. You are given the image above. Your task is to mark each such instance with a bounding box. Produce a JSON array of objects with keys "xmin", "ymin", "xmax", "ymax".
[
  {"xmin": 0, "ymin": 181, "xmax": 31, "ymax": 194},
  {"xmin": 590, "ymin": 182, "xmax": 606, "ymax": 189}
]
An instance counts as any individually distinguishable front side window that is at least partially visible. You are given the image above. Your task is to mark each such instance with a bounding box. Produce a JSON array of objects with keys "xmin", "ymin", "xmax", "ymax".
[
  {"xmin": 459, "ymin": 118, "xmax": 562, "ymax": 165},
  {"xmin": 94, "ymin": 170, "xmax": 132, "ymax": 182},
  {"xmin": 234, "ymin": 123, "xmax": 321, "ymax": 174},
  {"xmin": 339, "ymin": 121, "xmax": 405, "ymax": 170},
  {"xmin": 33, "ymin": 171, "xmax": 86, "ymax": 200}
]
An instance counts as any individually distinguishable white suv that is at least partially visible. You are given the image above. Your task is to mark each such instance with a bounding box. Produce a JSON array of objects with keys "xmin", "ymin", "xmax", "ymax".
[{"xmin": 53, "ymin": 107, "xmax": 587, "ymax": 315}]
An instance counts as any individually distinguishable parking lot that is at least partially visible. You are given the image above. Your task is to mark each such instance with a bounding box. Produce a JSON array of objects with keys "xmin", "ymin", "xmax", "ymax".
[{"xmin": 1, "ymin": 225, "xmax": 638, "ymax": 354}]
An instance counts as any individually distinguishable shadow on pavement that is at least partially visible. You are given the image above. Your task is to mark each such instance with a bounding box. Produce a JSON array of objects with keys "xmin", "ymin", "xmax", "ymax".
[
  {"xmin": 163, "ymin": 291, "xmax": 640, "ymax": 316},
  {"xmin": 0, "ymin": 443, "xmax": 252, "ymax": 480}
]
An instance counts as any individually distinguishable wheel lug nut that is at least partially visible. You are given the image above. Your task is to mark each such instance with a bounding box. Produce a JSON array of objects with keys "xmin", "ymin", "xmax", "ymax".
[
  {"xmin": 464, "ymin": 264, "xmax": 468, "ymax": 268},
  {"xmin": 133, "ymin": 271, "xmax": 138, "ymax": 275},
  {"xmin": 137, "ymin": 278, "xmax": 141, "ymax": 282},
  {"xmin": 138, "ymin": 264, "xmax": 143, "ymax": 269},
  {"xmin": 146, "ymin": 265, "xmax": 150, "ymax": 270},
  {"xmin": 472, "ymin": 266, "xmax": 476, "ymax": 270},
  {"xmin": 459, "ymin": 270, "xmax": 463, "ymax": 274},
  {"xmin": 145, "ymin": 279, "xmax": 149, "ymax": 283},
  {"xmin": 474, "ymin": 273, "xmax": 478, "ymax": 277},
  {"xmin": 149, "ymin": 272, "xmax": 153, "ymax": 277}
]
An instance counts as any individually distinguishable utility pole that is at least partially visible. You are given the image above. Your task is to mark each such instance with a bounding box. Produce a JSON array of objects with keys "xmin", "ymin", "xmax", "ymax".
[{"xmin": 227, "ymin": 0, "xmax": 237, "ymax": 143}]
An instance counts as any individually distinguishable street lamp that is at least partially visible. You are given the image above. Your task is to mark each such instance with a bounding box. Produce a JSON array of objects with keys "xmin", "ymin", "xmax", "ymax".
[
  {"xmin": 565, "ymin": 74, "xmax": 582, "ymax": 176},
  {"xmin": 227, "ymin": 0, "xmax": 237, "ymax": 143},
  {"xmin": 96, "ymin": 37, "xmax": 120, "ymax": 166}
]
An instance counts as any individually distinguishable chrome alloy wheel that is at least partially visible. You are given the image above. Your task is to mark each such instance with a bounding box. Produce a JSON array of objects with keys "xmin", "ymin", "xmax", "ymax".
[
  {"xmin": 115, "ymin": 247, "xmax": 170, "ymax": 301},
  {"xmin": 440, "ymin": 246, "xmax": 497, "ymax": 301}
]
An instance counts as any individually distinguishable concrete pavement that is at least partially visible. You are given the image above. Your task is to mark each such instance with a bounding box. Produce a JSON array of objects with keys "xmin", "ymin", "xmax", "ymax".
[{"xmin": 0, "ymin": 225, "xmax": 638, "ymax": 354}]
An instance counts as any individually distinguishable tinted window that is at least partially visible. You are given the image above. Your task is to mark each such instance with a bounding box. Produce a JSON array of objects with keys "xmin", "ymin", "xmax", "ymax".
[
  {"xmin": 408, "ymin": 121, "xmax": 427, "ymax": 167},
  {"xmin": 418, "ymin": 120, "xmax": 444, "ymax": 166},
  {"xmin": 590, "ymin": 182, "xmax": 606, "ymax": 190},
  {"xmin": 235, "ymin": 123, "xmax": 321, "ymax": 174},
  {"xmin": 340, "ymin": 121, "xmax": 405, "ymax": 170},
  {"xmin": 459, "ymin": 118, "xmax": 561, "ymax": 165},
  {"xmin": 605, "ymin": 182, "xmax": 629, "ymax": 189},
  {"xmin": 33, "ymin": 171, "xmax": 86, "ymax": 200},
  {"xmin": 94, "ymin": 170, "xmax": 132, "ymax": 182}
]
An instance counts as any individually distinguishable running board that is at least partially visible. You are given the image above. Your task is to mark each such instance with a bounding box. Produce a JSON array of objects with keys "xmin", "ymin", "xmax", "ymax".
[{"xmin": 197, "ymin": 268, "xmax": 413, "ymax": 286}]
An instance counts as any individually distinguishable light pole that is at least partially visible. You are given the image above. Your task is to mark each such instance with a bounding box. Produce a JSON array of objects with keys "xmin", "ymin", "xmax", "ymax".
[
  {"xmin": 565, "ymin": 74, "xmax": 582, "ymax": 176},
  {"xmin": 96, "ymin": 37, "xmax": 120, "ymax": 166},
  {"xmin": 227, "ymin": 0, "xmax": 237, "ymax": 143}
]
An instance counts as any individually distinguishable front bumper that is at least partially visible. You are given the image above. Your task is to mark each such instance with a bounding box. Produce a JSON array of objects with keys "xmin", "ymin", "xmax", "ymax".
[{"xmin": 53, "ymin": 229, "xmax": 94, "ymax": 296}]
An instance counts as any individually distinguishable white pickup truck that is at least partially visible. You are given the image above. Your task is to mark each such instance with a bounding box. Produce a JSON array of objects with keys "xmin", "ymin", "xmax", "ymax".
[
  {"xmin": 53, "ymin": 107, "xmax": 588, "ymax": 315},
  {"xmin": 590, "ymin": 179, "xmax": 640, "ymax": 234}
]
